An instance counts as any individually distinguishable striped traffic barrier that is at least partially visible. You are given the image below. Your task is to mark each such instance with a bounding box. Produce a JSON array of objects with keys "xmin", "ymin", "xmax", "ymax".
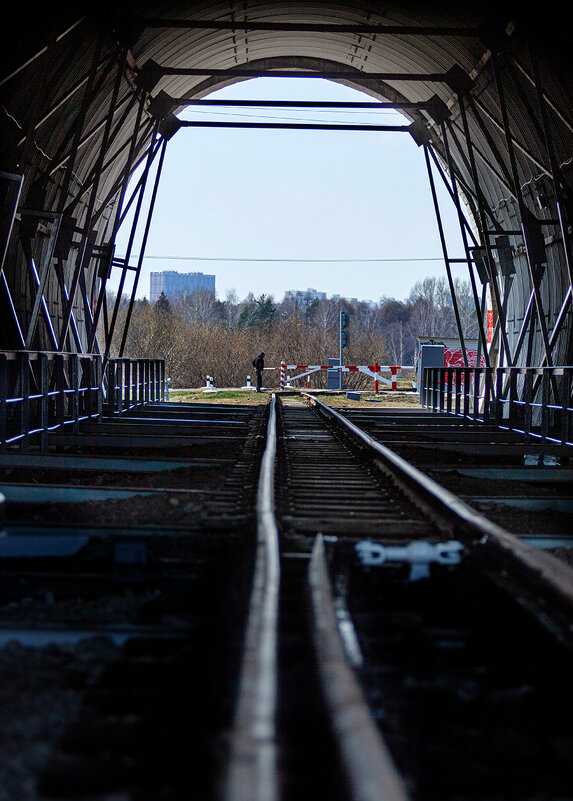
[{"xmin": 280, "ymin": 363, "xmax": 410, "ymax": 391}]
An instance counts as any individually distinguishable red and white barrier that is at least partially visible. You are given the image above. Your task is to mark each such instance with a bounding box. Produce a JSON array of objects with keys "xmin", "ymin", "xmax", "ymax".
[{"xmin": 278, "ymin": 362, "xmax": 409, "ymax": 392}]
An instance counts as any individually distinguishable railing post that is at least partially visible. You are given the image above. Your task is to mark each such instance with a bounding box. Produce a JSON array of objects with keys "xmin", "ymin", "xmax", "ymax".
[
  {"xmin": 495, "ymin": 368, "xmax": 504, "ymax": 425},
  {"xmin": 541, "ymin": 369, "xmax": 550, "ymax": 443},
  {"xmin": 150, "ymin": 360, "xmax": 156, "ymax": 402},
  {"xmin": 472, "ymin": 368, "xmax": 480, "ymax": 421},
  {"xmin": 84, "ymin": 356, "xmax": 97, "ymax": 420},
  {"xmin": 454, "ymin": 369, "xmax": 461, "ymax": 416},
  {"xmin": 508, "ymin": 368, "xmax": 517, "ymax": 430},
  {"xmin": 71, "ymin": 353, "xmax": 80, "ymax": 434},
  {"xmin": 125, "ymin": 359, "xmax": 131, "ymax": 411},
  {"xmin": 116, "ymin": 359, "xmax": 122, "ymax": 413},
  {"xmin": 0, "ymin": 354, "xmax": 7, "ymax": 452},
  {"xmin": 108, "ymin": 360, "xmax": 116, "ymax": 416},
  {"xmin": 20, "ymin": 351, "xmax": 30, "ymax": 453},
  {"xmin": 136, "ymin": 359, "xmax": 141, "ymax": 405},
  {"xmin": 483, "ymin": 368, "xmax": 492, "ymax": 424},
  {"xmin": 96, "ymin": 357, "xmax": 103, "ymax": 420},
  {"xmin": 523, "ymin": 369, "xmax": 533, "ymax": 442},
  {"xmin": 463, "ymin": 368, "xmax": 471, "ymax": 419},
  {"xmin": 39, "ymin": 352, "xmax": 49, "ymax": 453},
  {"xmin": 446, "ymin": 367, "xmax": 453, "ymax": 414},
  {"xmin": 56, "ymin": 354, "xmax": 66, "ymax": 429},
  {"xmin": 561, "ymin": 369, "xmax": 571, "ymax": 447}
]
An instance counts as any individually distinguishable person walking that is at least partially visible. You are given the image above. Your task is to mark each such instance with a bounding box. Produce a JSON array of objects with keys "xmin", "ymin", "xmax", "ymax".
[{"xmin": 253, "ymin": 352, "xmax": 265, "ymax": 392}]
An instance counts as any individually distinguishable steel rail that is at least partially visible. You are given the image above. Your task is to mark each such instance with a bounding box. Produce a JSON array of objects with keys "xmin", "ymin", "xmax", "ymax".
[
  {"xmin": 224, "ymin": 394, "xmax": 418, "ymax": 800},
  {"xmin": 223, "ymin": 393, "xmax": 280, "ymax": 801},
  {"xmin": 308, "ymin": 533, "xmax": 412, "ymax": 801},
  {"xmin": 305, "ymin": 394, "xmax": 573, "ymax": 619}
]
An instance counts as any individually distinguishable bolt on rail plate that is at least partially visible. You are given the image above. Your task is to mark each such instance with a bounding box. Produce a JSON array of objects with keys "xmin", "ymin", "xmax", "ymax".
[{"xmin": 355, "ymin": 539, "xmax": 464, "ymax": 580}]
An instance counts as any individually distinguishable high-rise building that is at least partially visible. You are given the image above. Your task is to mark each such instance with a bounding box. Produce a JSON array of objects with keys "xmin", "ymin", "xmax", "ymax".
[{"xmin": 150, "ymin": 270, "xmax": 216, "ymax": 302}]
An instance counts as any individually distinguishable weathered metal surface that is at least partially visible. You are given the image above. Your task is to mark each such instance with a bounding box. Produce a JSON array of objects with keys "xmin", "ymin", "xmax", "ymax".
[
  {"xmin": 224, "ymin": 395, "xmax": 280, "ymax": 801},
  {"xmin": 0, "ymin": 393, "xmax": 572, "ymax": 799},
  {"xmin": 306, "ymin": 395, "xmax": 573, "ymax": 620},
  {"xmin": 308, "ymin": 534, "xmax": 412, "ymax": 801}
]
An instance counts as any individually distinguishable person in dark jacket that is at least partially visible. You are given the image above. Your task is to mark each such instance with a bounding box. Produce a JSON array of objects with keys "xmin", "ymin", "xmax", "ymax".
[{"xmin": 253, "ymin": 352, "xmax": 265, "ymax": 392}]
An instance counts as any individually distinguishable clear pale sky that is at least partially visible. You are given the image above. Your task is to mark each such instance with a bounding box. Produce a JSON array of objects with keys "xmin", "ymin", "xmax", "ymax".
[{"xmin": 113, "ymin": 77, "xmax": 467, "ymax": 304}]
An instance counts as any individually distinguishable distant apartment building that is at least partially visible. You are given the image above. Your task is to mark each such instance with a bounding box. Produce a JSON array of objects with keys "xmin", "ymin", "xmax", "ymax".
[
  {"xmin": 285, "ymin": 289, "xmax": 376, "ymax": 307},
  {"xmin": 150, "ymin": 270, "xmax": 215, "ymax": 303},
  {"xmin": 284, "ymin": 287, "xmax": 327, "ymax": 305}
]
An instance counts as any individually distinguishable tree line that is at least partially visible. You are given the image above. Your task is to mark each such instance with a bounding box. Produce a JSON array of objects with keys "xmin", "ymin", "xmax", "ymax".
[{"xmin": 106, "ymin": 276, "xmax": 479, "ymax": 389}]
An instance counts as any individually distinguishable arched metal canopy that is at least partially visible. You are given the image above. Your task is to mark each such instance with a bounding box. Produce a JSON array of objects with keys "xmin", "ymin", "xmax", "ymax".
[{"xmin": 1, "ymin": 2, "xmax": 572, "ymax": 369}]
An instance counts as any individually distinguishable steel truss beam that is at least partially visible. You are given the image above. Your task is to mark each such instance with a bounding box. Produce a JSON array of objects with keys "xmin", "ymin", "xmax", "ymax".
[
  {"xmin": 21, "ymin": 31, "xmax": 106, "ymax": 354},
  {"xmin": 510, "ymin": 54, "xmax": 573, "ymax": 138},
  {"xmin": 422, "ymin": 144, "xmax": 470, "ymax": 368},
  {"xmin": 469, "ymin": 96, "xmax": 553, "ymax": 180},
  {"xmin": 19, "ymin": 53, "xmax": 127, "ymax": 145},
  {"xmin": 173, "ymin": 99, "xmax": 426, "ymax": 109},
  {"xmin": 48, "ymin": 89, "xmax": 136, "ymax": 180},
  {"xmin": 101, "ymin": 120, "xmax": 162, "ymax": 366},
  {"xmin": 3, "ymin": 12, "xmax": 571, "ymax": 393},
  {"xmin": 491, "ymin": 50, "xmax": 555, "ymax": 371},
  {"xmin": 529, "ymin": 42, "xmax": 573, "ymax": 299},
  {"xmin": 58, "ymin": 46, "xmax": 129, "ymax": 352},
  {"xmin": 89, "ymin": 117, "xmax": 156, "ymax": 230},
  {"xmin": 60, "ymin": 91, "xmax": 141, "ymax": 217},
  {"xmin": 119, "ymin": 137, "xmax": 168, "ymax": 357},
  {"xmin": 427, "ymin": 123, "xmax": 507, "ymax": 236},
  {"xmin": 44, "ymin": 47, "xmax": 117, "ymax": 188},
  {"xmin": 3, "ymin": 37, "xmax": 142, "ymax": 357},
  {"xmin": 87, "ymin": 107, "xmax": 154, "ymax": 352},
  {"xmin": 154, "ymin": 66, "xmax": 453, "ymax": 82},
  {"xmin": 527, "ymin": 40, "xmax": 573, "ymax": 392},
  {"xmin": 178, "ymin": 120, "xmax": 410, "ymax": 131},
  {"xmin": 455, "ymin": 97, "xmax": 513, "ymax": 366},
  {"xmin": 25, "ymin": 213, "xmax": 62, "ymax": 348},
  {"xmin": 439, "ymin": 118, "xmax": 492, "ymax": 368},
  {"xmin": 143, "ymin": 18, "xmax": 481, "ymax": 36},
  {"xmin": 0, "ymin": 171, "xmax": 23, "ymax": 276},
  {"xmin": 0, "ymin": 17, "xmax": 85, "ymax": 88}
]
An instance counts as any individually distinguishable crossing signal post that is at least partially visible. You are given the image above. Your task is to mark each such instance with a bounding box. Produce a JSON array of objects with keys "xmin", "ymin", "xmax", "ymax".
[{"xmin": 338, "ymin": 311, "xmax": 350, "ymax": 390}]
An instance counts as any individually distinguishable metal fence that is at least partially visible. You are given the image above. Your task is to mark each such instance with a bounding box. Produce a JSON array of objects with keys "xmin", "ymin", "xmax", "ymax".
[
  {"xmin": 105, "ymin": 358, "xmax": 166, "ymax": 416},
  {"xmin": 1, "ymin": 351, "xmax": 166, "ymax": 451},
  {"xmin": 0, "ymin": 350, "xmax": 102, "ymax": 452},
  {"xmin": 422, "ymin": 366, "xmax": 573, "ymax": 446}
]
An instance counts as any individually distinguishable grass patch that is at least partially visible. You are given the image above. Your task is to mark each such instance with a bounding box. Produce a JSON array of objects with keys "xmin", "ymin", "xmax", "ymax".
[
  {"xmin": 167, "ymin": 387, "xmax": 421, "ymax": 408},
  {"xmin": 169, "ymin": 389, "xmax": 271, "ymax": 404},
  {"xmin": 317, "ymin": 391, "xmax": 421, "ymax": 408}
]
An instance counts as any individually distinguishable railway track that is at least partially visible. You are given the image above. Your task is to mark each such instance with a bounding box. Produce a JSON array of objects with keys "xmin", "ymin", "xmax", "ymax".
[
  {"xmin": 1, "ymin": 394, "xmax": 572, "ymax": 800},
  {"xmin": 337, "ymin": 403, "xmax": 573, "ymax": 542},
  {"xmin": 225, "ymin": 393, "xmax": 573, "ymax": 801}
]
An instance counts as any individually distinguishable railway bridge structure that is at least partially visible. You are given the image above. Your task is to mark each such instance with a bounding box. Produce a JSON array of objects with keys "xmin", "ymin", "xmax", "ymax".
[
  {"xmin": 1, "ymin": 7, "xmax": 573, "ymax": 800},
  {"xmin": 1, "ymin": 2, "xmax": 573, "ymax": 374}
]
